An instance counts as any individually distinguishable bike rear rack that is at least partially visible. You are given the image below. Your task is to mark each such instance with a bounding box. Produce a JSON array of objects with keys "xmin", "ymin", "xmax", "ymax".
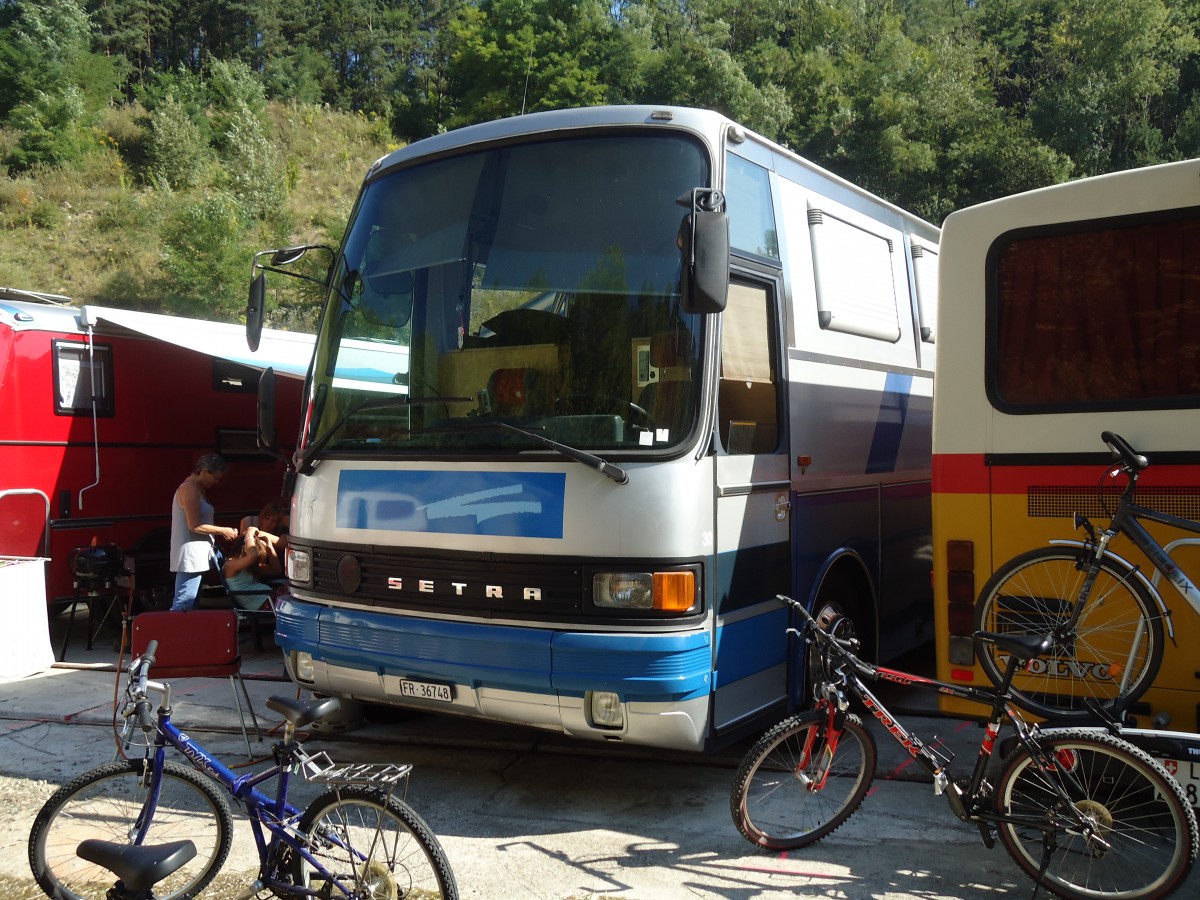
[{"xmin": 294, "ymin": 748, "xmax": 413, "ymax": 789}]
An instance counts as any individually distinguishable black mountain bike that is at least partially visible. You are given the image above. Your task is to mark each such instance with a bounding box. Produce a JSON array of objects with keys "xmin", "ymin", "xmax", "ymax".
[
  {"xmin": 975, "ymin": 431, "xmax": 1198, "ymax": 720},
  {"xmin": 730, "ymin": 595, "xmax": 1198, "ymax": 900}
]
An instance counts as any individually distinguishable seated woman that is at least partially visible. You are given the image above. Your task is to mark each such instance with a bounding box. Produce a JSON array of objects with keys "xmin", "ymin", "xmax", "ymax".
[
  {"xmin": 241, "ymin": 500, "xmax": 288, "ymax": 564},
  {"xmin": 222, "ymin": 527, "xmax": 281, "ymax": 610},
  {"xmin": 240, "ymin": 500, "xmax": 287, "ymax": 536}
]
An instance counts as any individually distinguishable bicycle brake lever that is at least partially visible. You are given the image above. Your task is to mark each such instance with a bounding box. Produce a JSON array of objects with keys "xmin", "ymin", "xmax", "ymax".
[{"xmin": 1073, "ymin": 514, "xmax": 1097, "ymax": 542}]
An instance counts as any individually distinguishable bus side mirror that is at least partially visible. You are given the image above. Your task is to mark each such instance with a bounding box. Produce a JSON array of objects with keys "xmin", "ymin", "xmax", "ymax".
[
  {"xmin": 247, "ymin": 273, "xmax": 266, "ymax": 352},
  {"xmin": 678, "ymin": 189, "xmax": 729, "ymax": 315},
  {"xmin": 257, "ymin": 366, "xmax": 277, "ymax": 454}
]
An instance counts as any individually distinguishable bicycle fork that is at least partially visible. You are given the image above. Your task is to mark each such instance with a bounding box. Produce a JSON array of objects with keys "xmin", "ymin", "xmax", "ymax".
[{"xmin": 797, "ymin": 701, "xmax": 844, "ymax": 792}]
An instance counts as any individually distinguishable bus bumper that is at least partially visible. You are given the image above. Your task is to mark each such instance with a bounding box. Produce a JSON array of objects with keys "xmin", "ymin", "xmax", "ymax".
[{"xmin": 274, "ymin": 595, "xmax": 714, "ymax": 751}]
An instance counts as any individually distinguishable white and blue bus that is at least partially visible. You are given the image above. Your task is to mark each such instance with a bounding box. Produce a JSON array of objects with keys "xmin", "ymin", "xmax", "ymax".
[{"xmin": 250, "ymin": 106, "xmax": 939, "ymax": 751}]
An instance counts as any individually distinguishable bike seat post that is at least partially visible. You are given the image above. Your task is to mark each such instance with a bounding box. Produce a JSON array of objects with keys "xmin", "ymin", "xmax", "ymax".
[{"xmin": 979, "ymin": 639, "xmax": 1029, "ymax": 720}]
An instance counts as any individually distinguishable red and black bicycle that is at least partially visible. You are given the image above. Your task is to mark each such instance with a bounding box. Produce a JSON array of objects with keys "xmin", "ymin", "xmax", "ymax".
[{"xmin": 730, "ymin": 594, "xmax": 1197, "ymax": 900}]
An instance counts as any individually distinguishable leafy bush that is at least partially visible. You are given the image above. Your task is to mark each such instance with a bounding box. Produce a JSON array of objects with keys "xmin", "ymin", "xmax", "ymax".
[
  {"xmin": 145, "ymin": 94, "xmax": 212, "ymax": 190},
  {"xmin": 219, "ymin": 100, "xmax": 285, "ymax": 220},
  {"xmin": 161, "ymin": 192, "xmax": 247, "ymax": 316},
  {"xmin": 0, "ymin": 177, "xmax": 38, "ymax": 228},
  {"xmin": 5, "ymin": 87, "xmax": 89, "ymax": 171},
  {"xmin": 207, "ymin": 59, "xmax": 268, "ymax": 149}
]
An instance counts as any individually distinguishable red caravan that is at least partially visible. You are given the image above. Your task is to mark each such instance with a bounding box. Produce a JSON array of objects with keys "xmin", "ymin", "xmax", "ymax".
[{"xmin": 0, "ymin": 289, "xmax": 310, "ymax": 610}]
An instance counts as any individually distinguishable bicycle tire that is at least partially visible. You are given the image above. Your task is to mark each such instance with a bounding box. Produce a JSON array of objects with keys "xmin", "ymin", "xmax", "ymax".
[
  {"xmin": 975, "ymin": 546, "xmax": 1164, "ymax": 719},
  {"xmin": 28, "ymin": 759, "xmax": 234, "ymax": 900},
  {"xmin": 730, "ymin": 710, "xmax": 877, "ymax": 850},
  {"xmin": 292, "ymin": 785, "xmax": 458, "ymax": 900},
  {"xmin": 994, "ymin": 728, "xmax": 1198, "ymax": 900}
]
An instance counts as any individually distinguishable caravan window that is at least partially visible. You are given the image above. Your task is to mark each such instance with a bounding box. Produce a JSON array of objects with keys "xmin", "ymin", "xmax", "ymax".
[
  {"xmin": 911, "ymin": 242, "xmax": 938, "ymax": 344},
  {"xmin": 719, "ymin": 281, "xmax": 779, "ymax": 454},
  {"xmin": 53, "ymin": 340, "xmax": 114, "ymax": 417},
  {"xmin": 990, "ymin": 212, "xmax": 1200, "ymax": 412},
  {"xmin": 807, "ymin": 206, "xmax": 901, "ymax": 343},
  {"xmin": 726, "ymin": 154, "xmax": 779, "ymax": 260},
  {"xmin": 213, "ymin": 359, "xmax": 261, "ymax": 394}
]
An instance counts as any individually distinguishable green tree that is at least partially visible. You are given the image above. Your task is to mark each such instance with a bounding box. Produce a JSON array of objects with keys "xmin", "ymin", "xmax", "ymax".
[
  {"xmin": 219, "ymin": 98, "xmax": 286, "ymax": 220},
  {"xmin": 391, "ymin": 0, "xmax": 466, "ymax": 138},
  {"xmin": 448, "ymin": 0, "xmax": 626, "ymax": 126},
  {"xmin": 144, "ymin": 92, "xmax": 213, "ymax": 189},
  {"xmin": 2, "ymin": 0, "xmax": 123, "ymax": 170},
  {"xmin": 1028, "ymin": 0, "xmax": 1197, "ymax": 175},
  {"xmin": 769, "ymin": 0, "xmax": 1071, "ymax": 219},
  {"xmin": 160, "ymin": 191, "xmax": 247, "ymax": 316},
  {"xmin": 88, "ymin": 0, "xmax": 176, "ymax": 92},
  {"xmin": 620, "ymin": 0, "xmax": 791, "ymax": 136}
]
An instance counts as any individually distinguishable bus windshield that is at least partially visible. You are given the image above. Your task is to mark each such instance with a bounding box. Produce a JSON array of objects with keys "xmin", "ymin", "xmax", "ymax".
[{"xmin": 304, "ymin": 132, "xmax": 710, "ymax": 461}]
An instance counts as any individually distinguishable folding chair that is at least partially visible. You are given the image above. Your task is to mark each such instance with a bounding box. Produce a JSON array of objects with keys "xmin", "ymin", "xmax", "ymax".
[
  {"xmin": 208, "ymin": 546, "xmax": 277, "ymax": 652},
  {"xmin": 131, "ymin": 609, "xmax": 262, "ymax": 757}
]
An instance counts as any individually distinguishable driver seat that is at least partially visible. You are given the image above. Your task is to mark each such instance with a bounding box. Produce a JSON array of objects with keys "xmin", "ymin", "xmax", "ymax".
[{"xmin": 487, "ymin": 367, "xmax": 541, "ymax": 416}]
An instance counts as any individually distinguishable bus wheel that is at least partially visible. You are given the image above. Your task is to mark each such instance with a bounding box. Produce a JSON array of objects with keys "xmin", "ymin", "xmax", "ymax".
[
  {"xmin": 806, "ymin": 598, "xmax": 859, "ymax": 696},
  {"xmin": 812, "ymin": 600, "xmax": 858, "ymax": 645}
]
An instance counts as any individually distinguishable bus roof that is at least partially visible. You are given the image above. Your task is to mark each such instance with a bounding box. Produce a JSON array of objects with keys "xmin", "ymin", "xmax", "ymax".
[{"xmin": 369, "ymin": 105, "xmax": 938, "ymax": 236}]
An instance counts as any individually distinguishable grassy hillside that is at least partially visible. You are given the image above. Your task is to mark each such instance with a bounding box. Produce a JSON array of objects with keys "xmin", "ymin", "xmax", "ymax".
[{"xmin": 0, "ymin": 102, "xmax": 397, "ymax": 327}]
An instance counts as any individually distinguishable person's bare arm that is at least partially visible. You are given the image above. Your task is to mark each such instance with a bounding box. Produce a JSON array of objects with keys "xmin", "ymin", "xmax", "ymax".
[{"xmin": 178, "ymin": 483, "xmax": 237, "ymax": 541}]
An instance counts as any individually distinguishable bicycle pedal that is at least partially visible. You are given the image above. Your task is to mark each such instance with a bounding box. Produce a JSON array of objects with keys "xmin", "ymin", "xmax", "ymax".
[{"xmin": 976, "ymin": 821, "xmax": 995, "ymax": 849}]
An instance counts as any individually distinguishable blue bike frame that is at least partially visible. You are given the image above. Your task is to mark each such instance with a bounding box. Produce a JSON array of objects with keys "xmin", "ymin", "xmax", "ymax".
[{"xmin": 134, "ymin": 680, "xmax": 359, "ymax": 897}]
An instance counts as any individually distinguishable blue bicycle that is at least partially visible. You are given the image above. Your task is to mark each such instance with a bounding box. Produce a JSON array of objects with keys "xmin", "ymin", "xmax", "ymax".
[{"xmin": 28, "ymin": 639, "xmax": 458, "ymax": 900}]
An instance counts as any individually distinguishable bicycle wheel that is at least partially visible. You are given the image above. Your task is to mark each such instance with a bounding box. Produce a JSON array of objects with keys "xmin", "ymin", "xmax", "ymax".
[
  {"xmin": 975, "ymin": 546, "xmax": 1164, "ymax": 719},
  {"xmin": 293, "ymin": 785, "xmax": 458, "ymax": 900},
  {"xmin": 28, "ymin": 759, "xmax": 234, "ymax": 900},
  {"xmin": 994, "ymin": 729, "xmax": 1197, "ymax": 900},
  {"xmin": 730, "ymin": 710, "xmax": 877, "ymax": 850}
]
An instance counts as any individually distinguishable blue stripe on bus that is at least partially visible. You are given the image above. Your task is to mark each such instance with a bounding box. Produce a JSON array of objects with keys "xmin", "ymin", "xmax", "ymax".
[
  {"xmin": 712, "ymin": 605, "xmax": 788, "ymax": 688},
  {"xmin": 335, "ymin": 469, "xmax": 566, "ymax": 538},
  {"xmin": 275, "ymin": 597, "xmax": 713, "ymax": 702},
  {"xmin": 866, "ymin": 372, "xmax": 912, "ymax": 474}
]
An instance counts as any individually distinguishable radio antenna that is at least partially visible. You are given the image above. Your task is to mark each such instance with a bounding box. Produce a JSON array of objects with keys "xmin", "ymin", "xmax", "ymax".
[{"xmin": 521, "ymin": 41, "xmax": 533, "ymax": 114}]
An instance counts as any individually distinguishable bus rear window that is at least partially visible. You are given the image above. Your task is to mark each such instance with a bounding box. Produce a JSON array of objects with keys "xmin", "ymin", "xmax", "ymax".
[{"xmin": 989, "ymin": 212, "xmax": 1200, "ymax": 412}]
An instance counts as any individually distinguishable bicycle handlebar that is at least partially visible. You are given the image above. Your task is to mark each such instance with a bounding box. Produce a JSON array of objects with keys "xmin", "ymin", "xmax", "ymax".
[
  {"xmin": 775, "ymin": 594, "xmax": 864, "ymax": 658},
  {"xmin": 1101, "ymin": 431, "xmax": 1149, "ymax": 473},
  {"xmin": 131, "ymin": 640, "xmax": 158, "ymax": 732}
]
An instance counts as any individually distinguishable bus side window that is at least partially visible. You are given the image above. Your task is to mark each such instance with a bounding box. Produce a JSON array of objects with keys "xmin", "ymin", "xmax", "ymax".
[{"xmin": 719, "ymin": 282, "xmax": 778, "ymax": 454}]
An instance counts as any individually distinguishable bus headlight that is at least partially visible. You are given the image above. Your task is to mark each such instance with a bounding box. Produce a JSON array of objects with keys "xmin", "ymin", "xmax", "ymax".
[
  {"xmin": 588, "ymin": 691, "xmax": 624, "ymax": 729},
  {"xmin": 287, "ymin": 548, "xmax": 312, "ymax": 584},
  {"xmin": 592, "ymin": 571, "xmax": 696, "ymax": 612}
]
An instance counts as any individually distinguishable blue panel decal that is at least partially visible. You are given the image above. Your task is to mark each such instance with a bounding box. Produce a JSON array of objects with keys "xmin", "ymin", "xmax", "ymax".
[
  {"xmin": 866, "ymin": 372, "xmax": 912, "ymax": 474},
  {"xmin": 336, "ymin": 470, "xmax": 566, "ymax": 537}
]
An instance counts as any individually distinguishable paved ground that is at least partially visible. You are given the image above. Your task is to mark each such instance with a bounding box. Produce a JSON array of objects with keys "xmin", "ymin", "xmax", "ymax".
[{"xmin": 0, "ymin": 607, "xmax": 1070, "ymax": 899}]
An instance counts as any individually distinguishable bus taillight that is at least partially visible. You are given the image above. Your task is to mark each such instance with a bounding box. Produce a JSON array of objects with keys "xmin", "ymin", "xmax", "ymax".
[{"xmin": 946, "ymin": 541, "xmax": 976, "ymax": 665}]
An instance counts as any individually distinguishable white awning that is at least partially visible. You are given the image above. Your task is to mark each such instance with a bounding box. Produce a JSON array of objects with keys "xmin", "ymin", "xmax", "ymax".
[{"xmin": 79, "ymin": 305, "xmax": 315, "ymax": 379}]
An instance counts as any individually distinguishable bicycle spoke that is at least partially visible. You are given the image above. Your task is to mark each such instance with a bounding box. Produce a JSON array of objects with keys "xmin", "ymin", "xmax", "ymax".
[
  {"xmin": 996, "ymin": 731, "xmax": 1196, "ymax": 898},
  {"xmin": 976, "ymin": 548, "xmax": 1163, "ymax": 718}
]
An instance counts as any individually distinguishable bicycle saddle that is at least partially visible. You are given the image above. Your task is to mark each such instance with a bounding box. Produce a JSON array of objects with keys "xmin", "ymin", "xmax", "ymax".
[
  {"xmin": 75, "ymin": 839, "xmax": 196, "ymax": 894},
  {"xmin": 972, "ymin": 630, "xmax": 1054, "ymax": 661},
  {"xmin": 267, "ymin": 693, "xmax": 342, "ymax": 728}
]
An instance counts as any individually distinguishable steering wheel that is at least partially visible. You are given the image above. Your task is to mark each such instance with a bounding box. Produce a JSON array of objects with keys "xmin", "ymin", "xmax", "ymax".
[{"xmin": 553, "ymin": 394, "xmax": 654, "ymax": 429}]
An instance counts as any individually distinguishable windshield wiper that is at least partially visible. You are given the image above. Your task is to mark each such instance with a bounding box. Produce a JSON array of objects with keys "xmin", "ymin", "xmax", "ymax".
[
  {"xmin": 486, "ymin": 421, "xmax": 629, "ymax": 485},
  {"xmin": 294, "ymin": 395, "xmax": 471, "ymax": 475}
]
